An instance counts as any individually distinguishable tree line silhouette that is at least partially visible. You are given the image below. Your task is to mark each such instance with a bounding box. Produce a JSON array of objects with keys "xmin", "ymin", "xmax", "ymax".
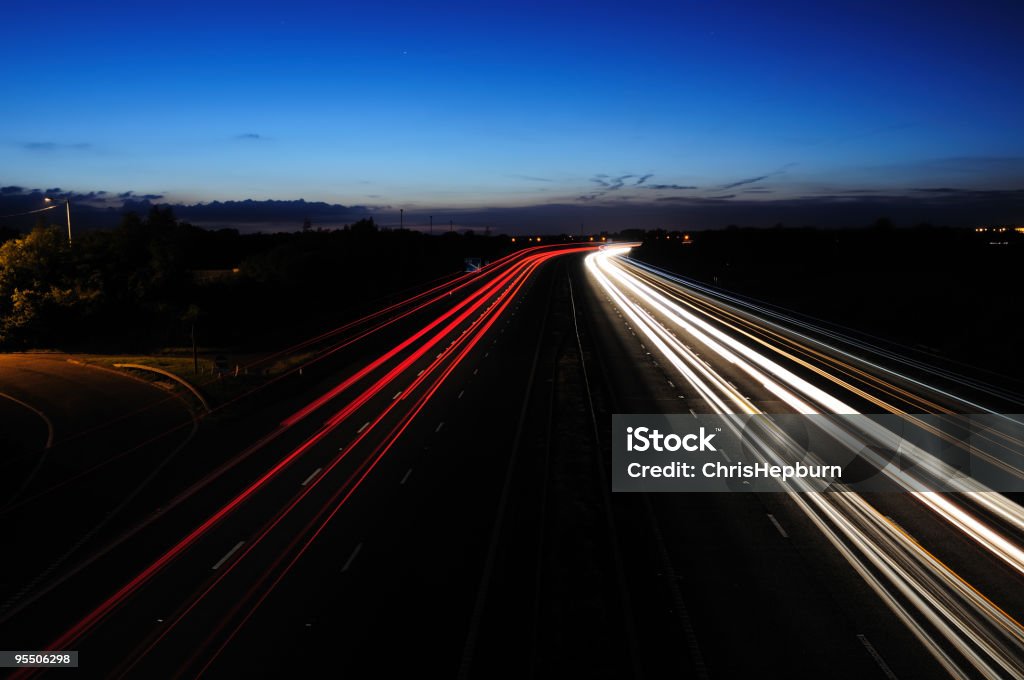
[{"xmin": 0, "ymin": 207, "xmax": 512, "ymax": 351}]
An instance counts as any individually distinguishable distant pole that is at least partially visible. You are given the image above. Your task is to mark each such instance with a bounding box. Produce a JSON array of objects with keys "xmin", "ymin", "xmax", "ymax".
[
  {"xmin": 430, "ymin": 215, "xmax": 433, "ymax": 235},
  {"xmin": 400, "ymin": 209, "xmax": 404, "ymax": 229},
  {"xmin": 44, "ymin": 196, "xmax": 72, "ymax": 245}
]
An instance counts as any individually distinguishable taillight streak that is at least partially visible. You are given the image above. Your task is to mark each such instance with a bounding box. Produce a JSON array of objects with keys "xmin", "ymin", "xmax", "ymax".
[
  {"xmin": 117, "ymin": 249, "xmax": 570, "ymax": 677},
  {"xmin": 189, "ymin": 250, "xmax": 564, "ymax": 676}
]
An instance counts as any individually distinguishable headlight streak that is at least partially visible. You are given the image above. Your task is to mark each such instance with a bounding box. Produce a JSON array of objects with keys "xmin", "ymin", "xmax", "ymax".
[
  {"xmin": 598, "ymin": 251, "xmax": 1024, "ymax": 572},
  {"xmin": 587, "ymin": 249, "xmax": 1024, "ymax": 679},
  {"xmin": 624, "ymin": 257, "xmax": 1024, "ymax": 421},
  {"xmin": 613, "ymin": 258, "xmax": 1024, "ymax": 572},
  {"xmin": 616, "ymin": 259, "xmax": 1024, "ymax": 492}
]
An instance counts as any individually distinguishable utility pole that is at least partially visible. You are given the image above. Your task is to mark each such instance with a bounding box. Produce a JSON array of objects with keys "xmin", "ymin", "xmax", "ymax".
[{"xmin": 44, "ymin": 196, "xmax": 72, "ymax": 245}]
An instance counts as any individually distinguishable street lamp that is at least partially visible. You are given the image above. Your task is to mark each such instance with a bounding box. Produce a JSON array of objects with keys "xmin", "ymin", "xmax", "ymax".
[{"xmin": 44, "ymin": 196, "xmax": 72, "ymax": 246}]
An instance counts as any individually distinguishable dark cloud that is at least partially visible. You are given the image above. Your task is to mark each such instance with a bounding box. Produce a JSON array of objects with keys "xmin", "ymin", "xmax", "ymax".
[
  {"xmin": 645, "ymin": 184, "xmax": 697, "ymax": 191},
  {"xmin": 21, "ymin": 142, "xmax": 91, "ymax": 151},
  {"xmin": 578, "ymin": 173, "xmax": 657, "ymax": 201},
  {"xmin": 76, "ymin": 191, "xmax": 109, "ymax": 201},
  {"xmin": 236, "ymin": 133, "xmax": 262, "ymax": 140},
  {"xmin": 720, "ymin": 175, "xmax": 770, "ymax": 190},
  {"xmin": 912, "ymin": 187, "xmax": 968, "ymax": 194},
  {"xmin": 509, "ymin": 174, "xmax": 553, "ymax": 182},
  {"xmin": 655, "ymin": 194, "xmax": 735, "ymax": 202},
  {"xmin": 719, "ymin": 163, "xmax": 796, "ymax": 191},
  {"xmin": 170, "ymin": 198, "xmax": 373, "ymax": 228},
  {"xmin": 117, "ymin": 190, "xmax": 164, "ymax": 200}
]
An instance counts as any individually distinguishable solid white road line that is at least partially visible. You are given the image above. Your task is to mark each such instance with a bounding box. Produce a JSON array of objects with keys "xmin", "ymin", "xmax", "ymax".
[
  {"xmin": 857, "ymin": 634, "xmax": 899, "ymax": 679},
  {"xmin": 767, "ymin": 514, "xmax": 789, "ymax": 538},
  {"xmin": 212, "ymin": 541, "xmax": 245, "ymax": 570},
  {"xmin": 0, "ymin": 391, "xmax": 54, "ymax": 449},
  {"xmin": 341, "ymin": 543, "xmax": 363, "ymax": 572},
  {"xmin": 301, "ymin": 468, "xmax": 322, "ymax": 486}
]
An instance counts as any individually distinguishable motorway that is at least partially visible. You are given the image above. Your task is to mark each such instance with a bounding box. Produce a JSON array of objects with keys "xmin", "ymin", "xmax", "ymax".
[
  {"xmin": 2, "ymin": 244, "xmax": 1023, "ymax": 678},
  {"xmin": 586, "ymin": 247, "xmax": 1024, "ymax": 679}
]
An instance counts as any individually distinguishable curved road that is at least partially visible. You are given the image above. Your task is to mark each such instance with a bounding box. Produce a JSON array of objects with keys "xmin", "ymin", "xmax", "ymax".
[{"xmin": 0, "ymin": 352, "xmax": 195, "ymax": 617}]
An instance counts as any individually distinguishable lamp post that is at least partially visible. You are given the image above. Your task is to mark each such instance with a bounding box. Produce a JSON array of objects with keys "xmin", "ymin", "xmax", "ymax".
[{"xmin": 44, "ymin": 197, "xmax": 72, "ymax": 246}]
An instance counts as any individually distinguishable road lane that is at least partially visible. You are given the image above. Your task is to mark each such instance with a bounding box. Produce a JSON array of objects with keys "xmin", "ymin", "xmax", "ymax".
[
  {"xmin": 1, "ymin": 245, "xmax": 609, "ymax": 679},
  {"xmin": 8, "ymin": 242, "xmax": 1020, "ymax": 678},
  {"xmin": 587, "ymin": 246, "xmax": 1024, "ymax": 678}
]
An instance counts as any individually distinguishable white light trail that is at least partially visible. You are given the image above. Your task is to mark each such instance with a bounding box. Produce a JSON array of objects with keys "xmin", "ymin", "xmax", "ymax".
[{"xmin": 587, "ymin": 248, "xmax": 1024, "ymax": 678}]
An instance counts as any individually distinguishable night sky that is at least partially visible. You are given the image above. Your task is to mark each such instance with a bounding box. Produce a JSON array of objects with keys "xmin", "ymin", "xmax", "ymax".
[{"xmin": 3, "ymin": 0, "xmax": 1023, "ymax": 231}]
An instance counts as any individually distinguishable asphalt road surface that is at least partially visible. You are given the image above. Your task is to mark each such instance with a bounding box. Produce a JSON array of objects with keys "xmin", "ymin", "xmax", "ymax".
[{"xmin": 2, "ymin": 245, "xmax": 1022, "ymax": 679}]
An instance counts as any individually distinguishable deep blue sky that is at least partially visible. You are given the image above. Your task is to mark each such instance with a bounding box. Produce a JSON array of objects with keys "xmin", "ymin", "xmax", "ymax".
[{"xmin": 3, "ymin": 0, "xmax": 1023, "ymax": 230}]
